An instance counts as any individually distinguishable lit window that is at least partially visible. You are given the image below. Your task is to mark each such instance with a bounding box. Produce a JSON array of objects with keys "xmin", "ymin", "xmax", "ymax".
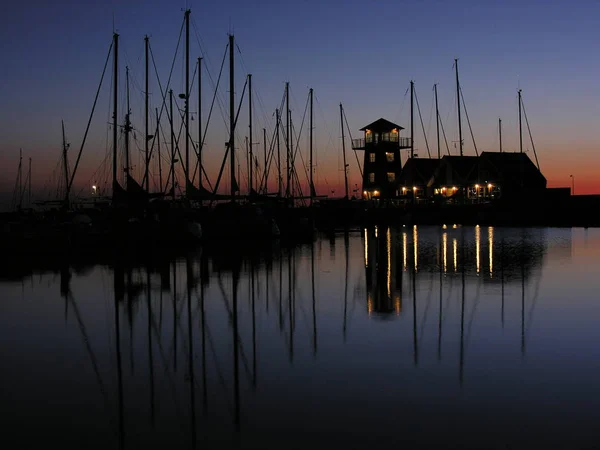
[
  {"xmin": 369, "ymin": 153, "xmax": 375, "ymax": 163},
  {"xmin": 369, "ymin": 173, "xmax": 375, "ymax": 183},
  {"xmin": 387, "ymin": 172, "xmax": 395, "ymax": 182},
  {"xmin": 386, "ymin": 152, "xmax": 394, "ymax": 162}
]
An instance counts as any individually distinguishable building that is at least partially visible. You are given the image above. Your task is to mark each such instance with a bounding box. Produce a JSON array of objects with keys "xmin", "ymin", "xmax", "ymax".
[
  {"xmin": 398, "ymin": 158, "xmax": 441, "ymax": 201},
  {"xmin": 351, "ymin": 118, "xmax": 411, "ymax": 200},
  {"xmin": 426, "ymin": 152, "xmax": 545, "ymax": 202}
]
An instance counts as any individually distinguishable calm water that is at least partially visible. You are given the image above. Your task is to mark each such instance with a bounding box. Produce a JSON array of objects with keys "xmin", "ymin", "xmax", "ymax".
[{"xmin": 2, "ymin": 226, "xmax": 600, "ymax": 449}]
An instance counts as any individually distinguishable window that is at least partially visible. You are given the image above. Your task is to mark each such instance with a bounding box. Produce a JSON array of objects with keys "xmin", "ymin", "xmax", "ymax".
[
  {"xmin": 387, "ymin": 172, "xmax": 395, "ymax": 182},
  {"xmin": 369, "ymin": 153, "xmax": 376, "ymax": 163},
  {"xmin": 386, "ymin": 152, "xmax": 394, "ymax": 162},
  {"xmin": 369, "ymin": 173, "xmax": 375, "ymax": 183}
]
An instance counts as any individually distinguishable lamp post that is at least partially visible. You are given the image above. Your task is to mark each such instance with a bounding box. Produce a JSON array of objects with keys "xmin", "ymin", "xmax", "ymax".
[{"xmin": 570, "ymin": 175, "xmax": 575, "ymax": 195}]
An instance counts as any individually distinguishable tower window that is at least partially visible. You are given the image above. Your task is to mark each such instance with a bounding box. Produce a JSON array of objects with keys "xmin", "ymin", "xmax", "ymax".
[
  {"xmin": 386, "ymin": 152, "xmax": 394, "ymax": 162},
  {"xmin": 387, "ymin": 172, "xmax": 395, "ymax": 182},
  {"xmin": 369, "ymin": 173, "xmax": 375, "ymax": 183},
  {"xmin": 369, "ymin": 153, "xmax": 375, "ymax": 163}
]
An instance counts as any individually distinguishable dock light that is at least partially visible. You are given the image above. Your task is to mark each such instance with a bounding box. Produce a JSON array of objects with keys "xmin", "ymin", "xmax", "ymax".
[
  {"xmin": 363, "ymin": 190, "xmax": 368, "ymax": 196},
  {"xmin": 441, "ymin": 186, "xmax": 447, "ymax": 192},
  {"xmin": 373, "ymin": 190, "xmax": 380, "ymax": 196},
  {"xmin": 92, "ymin": 185, "xmax": 97, "ymax": 194},
  {"xmin": 442, "ymin": 224, "xmax": 447, "ymax": 229},
  {"xmin": 475, "ymin": 184, "xmax": 480, "ymax": 189},
  {"xmin": 413, "ymin": 186, "xmax": 417, "ymax": 191},
  {"xmin": 402, "ymin": 187, "xmax": 407, "ymax": 193},
  {"xmin": 488, "ymin": 183, "xmax": 493, "ymax": 189},
  {"xmin": 452, "ymin": 186, "xmax": 457, "ymax": 191}
]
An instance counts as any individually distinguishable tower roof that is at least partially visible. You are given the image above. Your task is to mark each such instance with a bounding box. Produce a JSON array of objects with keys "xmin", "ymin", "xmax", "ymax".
[{"xmin": 359, "ymin": 118, "xmax": 404, "ymax": 132}]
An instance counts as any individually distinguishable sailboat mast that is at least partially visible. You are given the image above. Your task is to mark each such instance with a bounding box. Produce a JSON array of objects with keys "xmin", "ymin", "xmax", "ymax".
[
  {"xmin": 434, "ymin": 84, "xmax": 440, "ymax": 160},
  {"xmin": 499, "ymin": 118, "xmax": 503, "ymax": 153},
  {"xmin": 112, "ymin": 33, "xmax": 119, "ymax": 194},
  {"xmin": 198, "ymin": 57, "xmax": 202, "ymax": 189},
  {"xmin": 229, "ymin": 34, "xmax": 236, "ymax": 201},
  {"xmin": 455, "ymin": 59, "xmax": 463, "ymax": 156},
  {"xmin": 170, "ymin": 89, "xmax": 175, "ymax": 198},
  {"xmin": 309, "ymin": 88, "xmax": 314, "ymax": 203},
  {"xmin": 248, "ymin": 74, "xmax": 253, "ymax": 194},
  {"xmin": 518, "ymin": 90, "xmax": 523, "ymax": 154},
  {"xmin": 28, "ymin": 157, "xmax": 31, "ymax": 208},
  {"xmin": 184, "ymin": 9, "xmax": 190, "ymax": 188},
  {"xmin": 156, "ymin": 108, "xmax": 162, "ymax": 191},
  {"xmin": 263, "ymin": 128, "xmax": 267, "ymax": 194},
  {"xmin": 410, "ymin": 80, "xmax": 414, "ymax": 159},
  {"xmin": 285, "ymin": 82, "xmax": 290, "ymax": 198},
  {"xmin": 144, "ymin": 35, "xmax": 149, "ymax": 191},
  {"xmin": 340, "ymin": 103, "xmax": 348, "ymax": 199},
  {"xmin": 125, "ymin": 66, "xmax": 131, "ymax": 185},
  {"xmin": 62, "ymin": 120, "xmax": 70, "ymax": 206},
  {"xmin": 276, "ymin": 108, "xmax": 281, "ymax": 197}
]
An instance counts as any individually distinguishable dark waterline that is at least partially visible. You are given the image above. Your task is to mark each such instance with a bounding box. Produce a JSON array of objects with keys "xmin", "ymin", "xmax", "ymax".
[{"xmin": 2, "ymin": 226, "xmax": 599, "ymax": 449}]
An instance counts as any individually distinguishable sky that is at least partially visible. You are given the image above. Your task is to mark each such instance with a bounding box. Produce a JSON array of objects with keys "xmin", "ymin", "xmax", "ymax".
[{"xmin": 1, "ymin": 0, "xmax": 599, "ymax": 205}]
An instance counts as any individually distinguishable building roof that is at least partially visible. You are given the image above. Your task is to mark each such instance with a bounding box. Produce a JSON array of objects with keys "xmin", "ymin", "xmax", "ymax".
[
  {"xmin": 359, "ymin": 118, "xmax": 404, "ymax": 132},
  {"xmin": 398, "ymin": 158, "xmax": 440, "ymax": 186},
  {"xmin": 478, "ymin": 151, "xmax": 546, "ymax": 188},
  {"xmin": 428, "ymin": 155, "xmax": 479, "ymax": 187}
]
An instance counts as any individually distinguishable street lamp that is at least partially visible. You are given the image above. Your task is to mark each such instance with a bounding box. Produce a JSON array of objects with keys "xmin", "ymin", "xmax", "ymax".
[{"xmin": 570, "ymin": 175, "xmax": 574, "ymax": 195}]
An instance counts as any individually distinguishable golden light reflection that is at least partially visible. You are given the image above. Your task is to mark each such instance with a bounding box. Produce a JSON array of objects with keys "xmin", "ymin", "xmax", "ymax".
[
  {"xmin": 367, "ymin": 293, "xmax": 373, "ymax": 315},
  {"xmin": 364, "ymin": 228, "xmax": 368, "ymax": 267},
  {"xmin": 443, "ymin": 232, "xmax": 448, "ymax": 273},
  {"xmin": 475, "ymin": 225, "xmax": 481, "ymax": 275},
  {"xmin": 488, "ymin": 226, "xmax": 494, "ymax": 277},
  {"xmin": 395, "ymin": 295, "xmax": 401, "ymax": 315},
  {"xmin": 375, "ymin": 225, "xmax": 378, "ymax": 238},
  {"xmin": 453, "ymin": 238, "xmax": 458, "ymax": 272},
  {"xmin": 413, "ymin": 225, "xmax": 418, "ymax": 272},
  {"xmin": 387, "ymin": 227, "xmax": 391, "ymax": 298},
  {"xmin": 403, "ymin": 232, "xmax": 407, "ymax": 271}
]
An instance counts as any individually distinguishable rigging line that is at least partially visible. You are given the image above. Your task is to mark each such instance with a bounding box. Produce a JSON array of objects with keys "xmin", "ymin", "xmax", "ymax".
[
  {"xmin": 395, "ymin": 87, "xmax": 410, "ymax": 124},
  {"xmin": 191, "ymin": 43, "xmax": 229, "ymax": 185},
  {"xmin": 146, "ymin": 18, "xmax": 184, "ymax": 149},
  {"xmin": 520, "ymin": 96, "xmax": 541, "ymax": 171},
  {"xmin": 459, "ymin": 87, "xmax": 479, "ymax": 156},
  {"xmin": 438, "ymin": 108, "xmax": 452, "ymax": 156},
  {"xmin": 67, "ymin": 41, "xmax": 113, "ymax": 194},
  {"xmin": 342, "ymin": 108, "xmax": 363, "ymax": 178},
  {"xmin": 414, "ymin": 87, "xmax": 432, "ymax": 158}
]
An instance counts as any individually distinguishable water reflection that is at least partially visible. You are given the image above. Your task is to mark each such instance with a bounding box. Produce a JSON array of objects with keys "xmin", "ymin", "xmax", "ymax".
[{"xmin": 4, "ymin": 226, "xmax": 600, "ymax": 448}]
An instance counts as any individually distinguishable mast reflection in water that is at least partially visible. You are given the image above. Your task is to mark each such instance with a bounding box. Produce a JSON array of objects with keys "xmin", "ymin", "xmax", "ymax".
[{"xmin": 4, "ymin": 227, "xmax": 600, "ymax": 448}]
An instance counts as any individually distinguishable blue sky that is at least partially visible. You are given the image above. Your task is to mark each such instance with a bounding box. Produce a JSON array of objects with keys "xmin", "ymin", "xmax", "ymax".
[{"xmin": 1, "ymin": 0, "xmax": 599, "ymax": 199}]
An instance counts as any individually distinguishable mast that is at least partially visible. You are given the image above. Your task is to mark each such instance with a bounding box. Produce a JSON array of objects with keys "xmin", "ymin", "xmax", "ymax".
[
  {"xmin": 340, "ymin": 103, "xmax": 348, "ymax": 199},
  {"xmin": 276, "ymin": 108, "xmax": 281, "ymax": 197},
  {"xmin": 229, "ymin": 34, "xmax": 236, "ymax": 201},
  {"xmin": 125, "ymin": 66, "xmax": 131, "ymax": 186},
  {"xmin": 156, "ymin": 108, "xmax": 162, "ymax": 191},
  {"xmin": 198, "ymin": 57, "xmax": 202, "ymax": 189},
  {"xmin": 309, "ymin": 88, "xmax": 313, "ymax": 203},
  {"xmin": 263, "ymin": 128, "xmax": 267, "ymax": 194},
  {"xmin": 434, "ymin": 84, "xmax": 440, "ymax": 160},
  {"xmin": 17, "ymin": 149, "xmax": 22, "ymax": 210},
  {"xmin": 184, "ymin": 9, "xmax": 190, "ymax": 188},
  {"xmin": 285, "ymin": 82, "xmax": 290, "ymax": 198},
  {"xmin": 61, "ymin": 120, "xmax": 70, "ymax": 206},
  {"xmin": 455, "ymin": 58, "xmax": 463, "ymax": 156},
  {"xmin": 28, "ymin": 157, "xmax": 31, "ymax": 208},
  {"xmin": 518, "ymin": 90, "xmax": 523, "ymax": 154},
  {"xmin": 144, "ymin": 35, "xmax": 149, "ymax": 191},
  {"xmin": 410, "ymin": 80, "xmax": 414, "ymax": 159},
  {"xmin": 248, "ymin": 73, "xmax": 253, "ymax": 194},
  {"xmin": 112, "ymin": 33, "xmax": 119, "ymax": 194},
  {"xmin": 499, "ymin": 118, "xmax": 503, "ymax": 153},
  {"xmin": 170, "ymin": 89, "xmax": 175, "ymax": 198}
]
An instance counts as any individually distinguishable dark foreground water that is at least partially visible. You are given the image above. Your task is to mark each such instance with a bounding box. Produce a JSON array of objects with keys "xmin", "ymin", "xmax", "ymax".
[{"xmin": 2, "ymin": 226, "xmax": 600, "ymax": 449}]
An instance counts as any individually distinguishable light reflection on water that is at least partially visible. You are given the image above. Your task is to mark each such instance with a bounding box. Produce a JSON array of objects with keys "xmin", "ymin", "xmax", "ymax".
[{"xmin": 1, "ymin": 226, "xmax": 599, "ymax": 449}]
